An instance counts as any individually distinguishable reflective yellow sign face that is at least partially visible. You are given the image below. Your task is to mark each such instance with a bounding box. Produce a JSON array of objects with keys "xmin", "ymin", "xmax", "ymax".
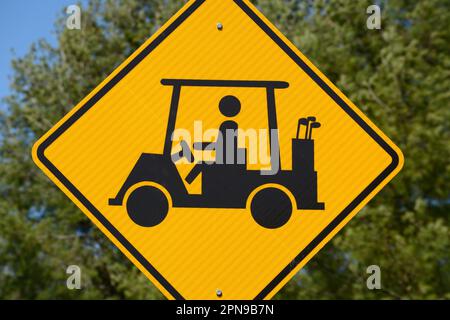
[{"xmin": 32, "ymin": 0, "xmax": 403, "ymax": 300}]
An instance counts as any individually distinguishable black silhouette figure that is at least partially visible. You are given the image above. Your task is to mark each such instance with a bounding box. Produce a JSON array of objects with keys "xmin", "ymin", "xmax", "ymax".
[
  {"xmin": 186, "ymin": 95, "xmax": 242, "ymax": 184},
  {"xmin": 109, "ymin": 79, "xmax": 324, "ymax": 229}
]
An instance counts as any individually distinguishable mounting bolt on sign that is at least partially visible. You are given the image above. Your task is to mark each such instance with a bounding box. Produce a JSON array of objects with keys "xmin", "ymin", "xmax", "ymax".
[{"xmin": 32, "ymin": 0, "xmax": 403, "ymax": 300}]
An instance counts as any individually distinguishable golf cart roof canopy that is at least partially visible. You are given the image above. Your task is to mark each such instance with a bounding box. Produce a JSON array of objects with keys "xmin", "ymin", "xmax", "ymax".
[{"xmin": 161, "ymin": 79, "xmax": 289, "ymax": 89}]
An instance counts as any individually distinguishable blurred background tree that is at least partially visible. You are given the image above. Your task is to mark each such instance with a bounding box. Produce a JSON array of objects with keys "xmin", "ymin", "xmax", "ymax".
[{"xmin": 0, "ymin": 0, "xmax": 448, "ymax": 299}]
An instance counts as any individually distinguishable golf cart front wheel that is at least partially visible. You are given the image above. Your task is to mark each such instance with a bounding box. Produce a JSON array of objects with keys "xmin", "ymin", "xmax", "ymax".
[
  {"xmin": 250, "ymin": 187, "xmax": 293, "ymax": 229},
  {"xmin": 126, "ymin": 185, "xmax": 169, "ymax": 227}
]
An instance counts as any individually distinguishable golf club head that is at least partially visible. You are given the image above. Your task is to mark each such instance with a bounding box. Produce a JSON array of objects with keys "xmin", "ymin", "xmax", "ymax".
[
  {"xmin": 308, "ymin": 122, "xmax": 321, "ymax": 140},
  {"xmin": 298, "ymin": 118, "xmax": 309, "ymax": 126},
  {"xmin": 307, "ymin": 116, "xmax": 317, "ymax": 122},
  {"xmin": 296, "ymin": 118, "xmax": 309, "ymax": 139}
]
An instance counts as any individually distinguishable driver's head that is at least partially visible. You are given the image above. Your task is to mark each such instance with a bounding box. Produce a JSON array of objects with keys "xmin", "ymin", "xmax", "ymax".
[{"xmin": 219, "ymin": 95, "xmax": 241, "ymax": 118}]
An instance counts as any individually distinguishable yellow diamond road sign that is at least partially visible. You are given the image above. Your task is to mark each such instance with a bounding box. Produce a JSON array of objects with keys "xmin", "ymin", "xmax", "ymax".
[{"xmin": 32, "ymin": 0, "xmax": 403, "ymax": 300}]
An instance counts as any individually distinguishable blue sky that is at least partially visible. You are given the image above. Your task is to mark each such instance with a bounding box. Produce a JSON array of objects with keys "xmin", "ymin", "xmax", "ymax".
[{"xmin": 0, "ymin": 0, "xmax": 86, "ymax": 106}]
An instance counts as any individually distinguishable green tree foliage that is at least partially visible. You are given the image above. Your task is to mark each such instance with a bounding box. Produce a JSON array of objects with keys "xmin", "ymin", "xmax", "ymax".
[{"xmin": 0, "ymin": 0, "xmax": 448, "ymax": 299}]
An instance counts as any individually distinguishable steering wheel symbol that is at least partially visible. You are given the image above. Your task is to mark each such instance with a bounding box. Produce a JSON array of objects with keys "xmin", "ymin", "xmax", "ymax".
[{"xmin": 171, "ymin": 140, "xmax": 194, "ymax": 164}]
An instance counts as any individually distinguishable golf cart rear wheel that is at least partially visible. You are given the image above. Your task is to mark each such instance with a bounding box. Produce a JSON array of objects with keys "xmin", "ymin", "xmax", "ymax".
[
  {"xmin": 251, "ymin": 187, "xmax": 292, "ymax": 229},
  {"xmin": 126, "ymin": 185, "xmax": 169, "ymax": 227}
]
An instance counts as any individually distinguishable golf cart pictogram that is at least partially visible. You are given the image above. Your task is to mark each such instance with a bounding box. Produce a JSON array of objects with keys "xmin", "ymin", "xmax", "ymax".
[{"xmin": 109, "ymin": 79, "xmax": 325, "ymax": 229}]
